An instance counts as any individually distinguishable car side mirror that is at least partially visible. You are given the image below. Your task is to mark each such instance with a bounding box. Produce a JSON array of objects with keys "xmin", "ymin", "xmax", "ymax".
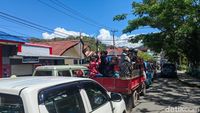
[{"xmin": 110, "ymin": 93, "xmax": 122, "ymax": 102}]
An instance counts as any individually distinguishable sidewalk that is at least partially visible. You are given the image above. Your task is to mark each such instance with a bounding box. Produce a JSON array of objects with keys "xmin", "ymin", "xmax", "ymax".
[{"xmin": 177, "ymin": 71, "xmax": 200, "ymax": 88}]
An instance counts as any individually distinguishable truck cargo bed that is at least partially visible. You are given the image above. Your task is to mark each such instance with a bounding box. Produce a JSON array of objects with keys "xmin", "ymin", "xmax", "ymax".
[{"xmin": 92, "ymin": 75, "xmax": 145, "ymax": 95}]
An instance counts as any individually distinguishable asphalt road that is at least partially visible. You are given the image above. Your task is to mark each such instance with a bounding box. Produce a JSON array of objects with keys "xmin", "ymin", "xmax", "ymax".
[{"xmin": 131, "ymin": 75, "xmax": 200, "ymax": 113}]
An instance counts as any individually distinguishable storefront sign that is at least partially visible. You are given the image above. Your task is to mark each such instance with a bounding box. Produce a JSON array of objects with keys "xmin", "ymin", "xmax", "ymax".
[{"xmin": 22, "ymin": 56, "xmax": 39, "ymax": 63}]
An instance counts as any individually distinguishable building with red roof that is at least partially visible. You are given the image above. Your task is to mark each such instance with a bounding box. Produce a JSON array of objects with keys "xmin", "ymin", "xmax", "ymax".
[
  {"xmin": 106, "ymin": 47, "xmax": 123, "ymax": 56},
  {"xmin": 33, "ymin": 40, "xmax": 85, "ymax": 65}
]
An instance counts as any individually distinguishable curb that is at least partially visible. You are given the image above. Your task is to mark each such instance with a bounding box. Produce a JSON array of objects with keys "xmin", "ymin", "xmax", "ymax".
[{"xmin": 177, "ymin": 76, "xmax": 200, "ymax": 88}]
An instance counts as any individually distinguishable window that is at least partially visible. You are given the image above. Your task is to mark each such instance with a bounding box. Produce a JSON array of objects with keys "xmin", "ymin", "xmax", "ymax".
[
  {"xmin": 34, "ymin": 70, "xmax": 52, "ymax": 76},
  {"xmin": 39, "ymin": 83, "xmax": 85, "ymax": 113},
  {"xmin": 163, "ymin": 64, "xmax": 176, "ymax": 70},
  {"xmin": 0, "ymin": 93, "xmax": 24, "ymax": 113},
  {"xmin": 58, "ymin": 70, "xmax": 71, "ymax": 77},
  {"xmin": 83, "ymin": 82, "xmax": 109, "ymax": 110}
]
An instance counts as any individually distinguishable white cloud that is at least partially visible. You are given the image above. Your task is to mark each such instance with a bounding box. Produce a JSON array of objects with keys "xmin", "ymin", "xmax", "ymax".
[
  {"xmin": 97, "ymin": 28, "xmax": 112, "ymax": 45},
  {"xmin": 42, "ymin": 27, "xmax": 89, "ymax": 39},
  {"xmin": 42, "ymin": 27, "xmax": 143, "ymax": 48},
  {"xmin": 97, "ymin": 28, "xmax": 143, "ymax": 48}
]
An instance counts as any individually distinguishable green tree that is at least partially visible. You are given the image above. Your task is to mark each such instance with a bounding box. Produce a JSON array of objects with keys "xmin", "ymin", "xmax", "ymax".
[
  {"xmin": 114, "ymin": 0, "xmax": 200, "ymax": 67},
  {"xmin": 137, "ymin": 51, "xmax": 155, "ymax": 61}
]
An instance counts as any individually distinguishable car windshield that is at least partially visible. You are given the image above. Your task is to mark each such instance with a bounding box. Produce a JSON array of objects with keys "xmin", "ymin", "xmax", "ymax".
[
  {"xmin": 34, "ymin": 70, "xmax": 52, "ymax": 76},
  {"xmin": 0, "ymin": 93, "xmax": 24, "ymax": 113}
]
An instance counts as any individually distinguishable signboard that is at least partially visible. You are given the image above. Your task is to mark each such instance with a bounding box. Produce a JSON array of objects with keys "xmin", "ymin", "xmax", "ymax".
[{"xmin": 22, "ymin": 56, "xmax": 39, "ymax": 63}]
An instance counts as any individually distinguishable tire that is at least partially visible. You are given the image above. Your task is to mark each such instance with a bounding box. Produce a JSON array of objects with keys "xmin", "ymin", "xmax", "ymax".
[
  {"xmin": 132, "ymin": 90, "xmax": 138, "ymax": 108},
  {"xmin": 141, "ymin": 83, "xmax": 146, "ymax": 96},
  {"xmin": 126, "ymin": 90, "xmax": 139, "ymax": 111},
  {"xmin": 126, "ymin": 95, "xmax": 133, "ymax": 111}
]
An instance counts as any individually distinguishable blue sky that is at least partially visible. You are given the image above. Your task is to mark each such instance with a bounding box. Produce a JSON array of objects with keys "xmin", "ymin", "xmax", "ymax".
[{"xmin": 0, "ymin": 0, "xmax": 157, "ymax": 43}]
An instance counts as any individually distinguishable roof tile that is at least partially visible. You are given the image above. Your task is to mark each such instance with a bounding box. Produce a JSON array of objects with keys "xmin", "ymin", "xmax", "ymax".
[{"xmin": 33, "ymin": 40, "xmax": 80, "ymax": 55}]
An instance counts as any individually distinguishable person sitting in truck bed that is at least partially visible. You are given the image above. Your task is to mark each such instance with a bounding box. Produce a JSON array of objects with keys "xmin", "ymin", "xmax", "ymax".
[
  {"xmin": 108, "ymin": 56, "xmax": 120, "ymax": 78},
  {"xmin": 120, "ymin": 48, "xmax": 129, "ymax": 64},
  {"xmin": 88, "ymin": 56, "xmax": 100, "ymax": 78},
  {"xmin": 99, "ymin": 51, "xmax": 108, "ymax": 76},
  {"xmin": 119, "ymin": 56, "xmax": 132, "ymax": 78},
  {"xmin": 128, "ymin": 49, "xmax": 138, "ymax": 63}
]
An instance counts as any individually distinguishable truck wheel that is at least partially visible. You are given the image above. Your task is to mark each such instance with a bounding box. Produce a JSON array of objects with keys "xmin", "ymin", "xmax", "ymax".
[
  {"xmin": 141, "ymin": 83, "xmax": 146, "ymax": 96},
  {"xmin": 126, "ymin": 96, "xmax": 133, "ymax": 111},
  {"xmin": 132, "ymin": 90, "xmax": 138, "ymax": 107},
  {"xmin": 126, "ymin": 91, "xmax": 138, "ymax": 110}
]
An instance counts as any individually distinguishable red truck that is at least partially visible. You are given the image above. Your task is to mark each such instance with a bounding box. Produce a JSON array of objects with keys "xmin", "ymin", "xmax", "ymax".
[{"xmin": 91, "ymin": 61, "xmax": 146, "ymax": 109}]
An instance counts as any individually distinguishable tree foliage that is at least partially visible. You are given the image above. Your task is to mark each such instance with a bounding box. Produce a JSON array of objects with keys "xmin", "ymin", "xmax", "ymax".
[
  {"xmin": 114, "ymin": 0, "xmax": 200, "ymax": 67},
  {"xmin": 137, "ymin": 50, "xmax": 155, "ymax": 61},
  {"xmin": 113, "ymin": 14, "xmax": 128, "ymax": 21}
]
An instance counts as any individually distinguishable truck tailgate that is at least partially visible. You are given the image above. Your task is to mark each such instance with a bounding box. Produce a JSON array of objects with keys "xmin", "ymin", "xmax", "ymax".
[{"xmin": 93, "ymin": 76, "xmax": 145, "ymax": 94}]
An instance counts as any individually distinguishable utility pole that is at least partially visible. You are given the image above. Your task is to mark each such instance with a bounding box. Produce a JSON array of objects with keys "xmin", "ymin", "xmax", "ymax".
[
  {"xmin": 111, "ymin": 30, "xmax": 118, "ymax": 56},
  {"xmin": 79, "ymin": 32, "xmax": 83, "ymax": 64},
  {"xmin": 96, "ymin": 37, "xmax": 99, "ymax": 55},
  {"xmin": 111, "ymin": 30, "xmax": 118, "ymax": 49}
]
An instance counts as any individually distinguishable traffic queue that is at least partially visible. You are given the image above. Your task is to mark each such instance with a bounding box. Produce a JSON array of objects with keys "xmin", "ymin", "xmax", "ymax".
[{"xmin": 4, "ymin": 47, "xmax": 156, "ymax": 113}]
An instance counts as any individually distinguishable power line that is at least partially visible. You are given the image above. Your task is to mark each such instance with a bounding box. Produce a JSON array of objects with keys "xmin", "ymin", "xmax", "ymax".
[
  {"xmin": 51, "ymin": 0, "xmax": 114, "ymax": 30},
  {"xmin": 0, "ymin": 15, "xmax": 49, "ymax": 33},
  {"xmin": 38, "ymin": 0, "xmax": 103, "ymax": 29},
  {"xmin": 0, "ymin": 16, "xmax": 46, "ymax": 34},
  {"xmin": 0, "ymin": 11, "xmax": 71, "ymax": 37},
  {"xmin": 0, "ymin": 12, "xmax": 52, "ymax": 32},
  {"xmin": 0, "ymin": 26, "xmax": 31, "ymax": 37},
  {"xmin": 0, "ymin": 17, "xmax": 66, "ymax": 38},
  {"xmin": 0, "ymin": 11, "xmax": 75, "ymax": 38}
]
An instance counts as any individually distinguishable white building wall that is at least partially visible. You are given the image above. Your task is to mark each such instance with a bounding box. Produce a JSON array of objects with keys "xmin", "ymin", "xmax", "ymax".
[
  {"xmin": 62, "ymin": 43, "xmax": 85, "ymax": 64},
  {"xmin": 18, "ymin": 45, "xmax": 50, "ymax": 56}
]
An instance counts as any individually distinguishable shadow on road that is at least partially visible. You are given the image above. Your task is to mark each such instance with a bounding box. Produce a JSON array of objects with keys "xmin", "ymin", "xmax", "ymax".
[{"xmin": 133, "ymin": 74, "xmax": 200, "ymax": 113}]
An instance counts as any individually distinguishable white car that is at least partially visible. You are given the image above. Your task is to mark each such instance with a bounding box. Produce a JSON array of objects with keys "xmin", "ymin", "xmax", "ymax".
[
  {"xmin": 0, "ymin": 77, "xmax": 126, "ymax": 113},
  {"xmin": 33, "ymin": 65, "xmax": 90, "ymax": 77}
]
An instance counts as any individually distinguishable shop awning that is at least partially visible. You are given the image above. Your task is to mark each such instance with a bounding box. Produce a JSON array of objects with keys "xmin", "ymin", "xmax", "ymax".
[{"xmin": 10, "ymin": 55, "xmax": 68, "ymax": 60}]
